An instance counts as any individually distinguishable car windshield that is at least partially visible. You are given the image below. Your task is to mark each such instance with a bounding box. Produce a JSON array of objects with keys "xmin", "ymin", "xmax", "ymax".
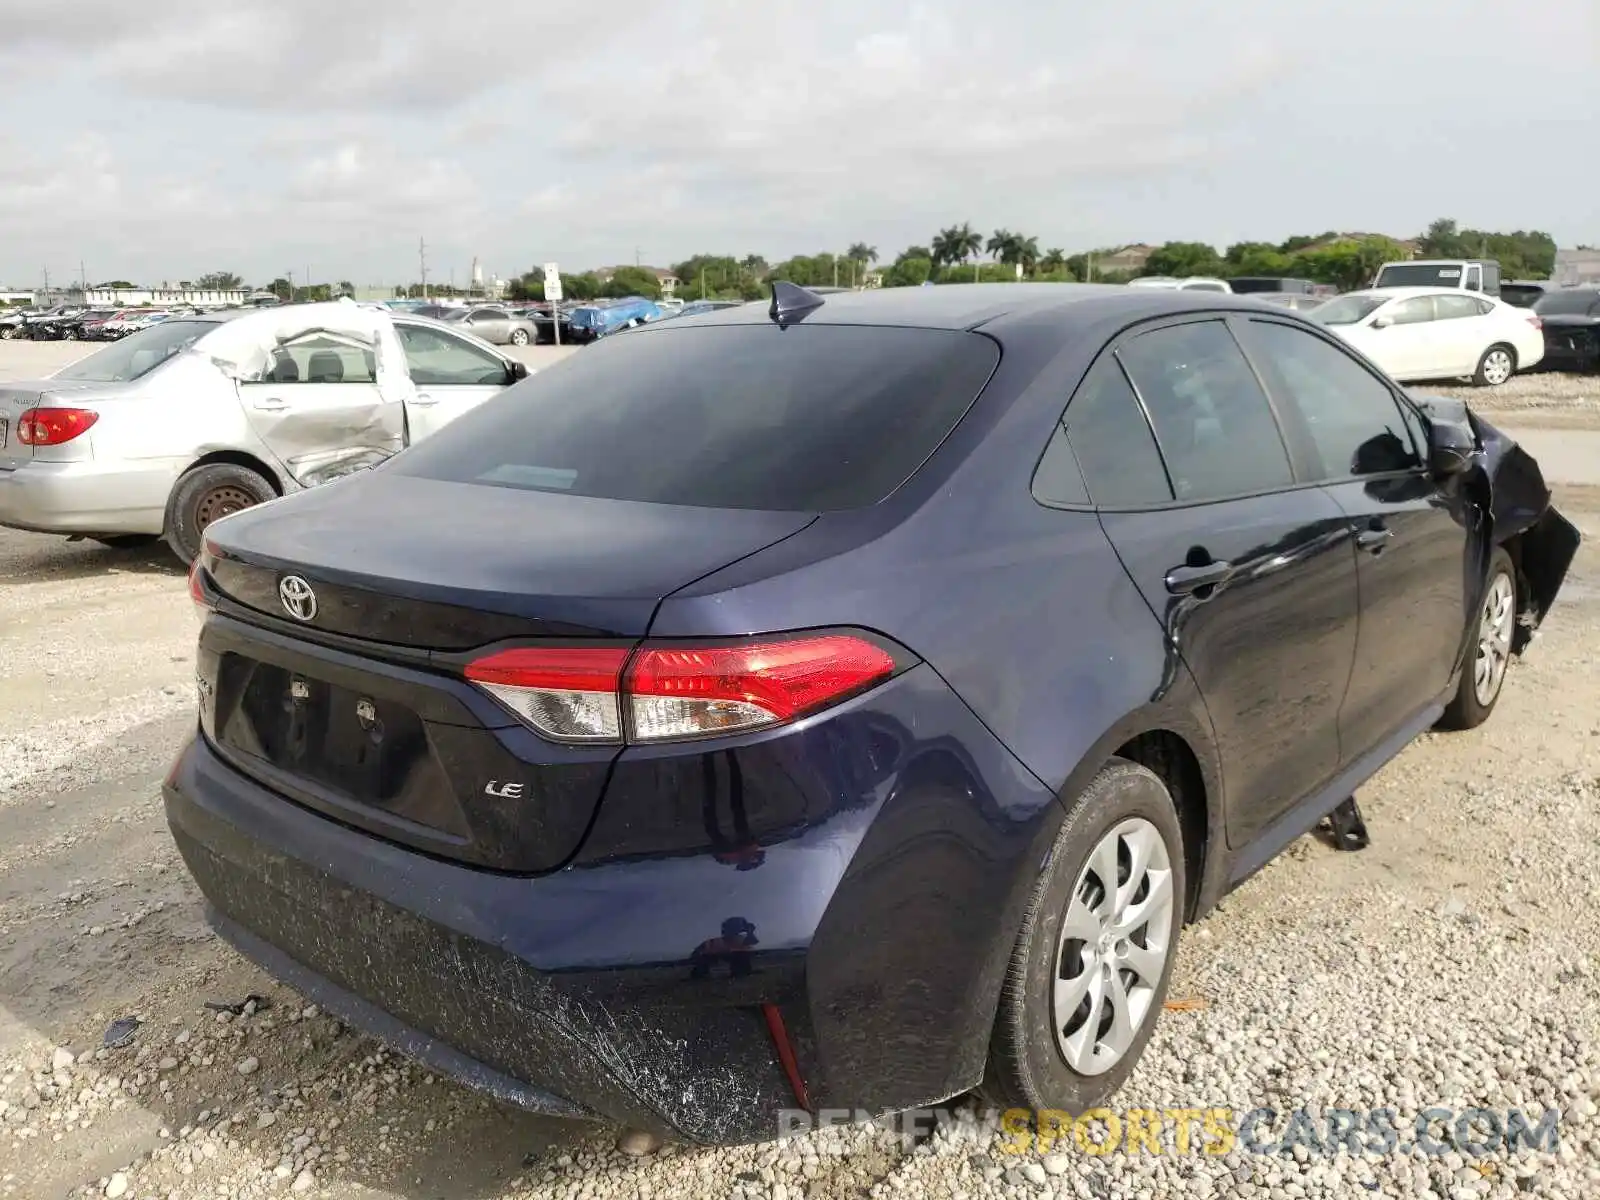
[
  {"xmin": 390, "ymin": 324, "xmax": 1001, "ymax": 511},
  {"xmin": 51, "ymin": 319, "xmax": 216, "ymax": 382},
  {"xmin": 1313, "ymin": 295, "xmax": 1388, "ymax": 326},
  {"xmin": 1533, "ymin": 290, "xmax": 1600, "ymax": 316},
  {"xmin": 1375, "ymin": 263, "xmax": 1466, "ymax": 288}
]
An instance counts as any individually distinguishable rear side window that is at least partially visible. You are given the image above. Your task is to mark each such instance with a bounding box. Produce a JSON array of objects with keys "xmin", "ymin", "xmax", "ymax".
[
  {"xmin": 1116, "ymin": 320, "xmax": 1293, "ymax": 502},
  {"xmin": 1059, "ymin": 357, "xmax": 1173, "ymax": 507},
  {"xmin": 390, "ymin": 324, "xmax": 1000, "ymax": 511}
]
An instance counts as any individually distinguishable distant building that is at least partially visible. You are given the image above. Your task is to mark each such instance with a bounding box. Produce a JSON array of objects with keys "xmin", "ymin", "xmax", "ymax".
[
  {"xmin": 595, "ymin": 266, "xmax": 680, "ymax": 297},
  {"xmin": 1096, "ymin": 244, "xmax": 1155, "ymax": 273},
  {"xmin": 1554, "ymin": 248, "xmax": 1600, "ymax": 286},
  {"xmin": 0, "ymin": 290, "xmax": 34, "ymax": 305},
  {"xmin": 84, "ymin": 287, "xmax": 248, "ymax": 309}
]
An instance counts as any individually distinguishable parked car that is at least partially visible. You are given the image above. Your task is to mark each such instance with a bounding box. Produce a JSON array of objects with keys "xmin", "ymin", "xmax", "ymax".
[
  {"xmin": 566, "ymin": 295, "xmax": 662, "ymax": 342},
  {"xmin": 1530, "ymin": 287, "xmax": 1600, "ymax": 372},
  {"xmin": 1228, "ymin": 277, "xmax": 1318, "ymax": 295},
  {"xmin": 1372, "ymin": 258, "xmax": 1502, "ymax": 296},
  {"xmin": 659, "ymin": 299, "xmax": 744, "ymax": 320},
  {"xmin": 165, "ymin": 283, "xmax": 1577, "ymax": 1147},
  {"xmin": 0, "ymin": 310, "xmax": 27, "ymax": 340},
  {"xmin": 441, "ymin": 305, "xmax": 539, "ymax": 346},
  {"xmin": 0, "ymin": 301, "xmax": 529, "ymax": 562},
  {"xmin": 1312, "ymin": 287, "xmax": 1543, "ymax": 385},
  {"xmin": 1498, "ymin": 280, "xmax": 1552, "ymax": 309},
  {"xmin": 526, "ymin": 301, "xmax": 578, "ymax": 343},
  {"xmin": 1129, "ymin": 276, "xmax": 1233, "ymax": 293},
  {"xmin": 1246, "ymin": 293, "xmax": 1327, "ymax": 313}
]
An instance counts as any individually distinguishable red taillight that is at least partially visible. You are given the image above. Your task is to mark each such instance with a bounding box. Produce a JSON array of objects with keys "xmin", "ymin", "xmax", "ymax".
[
  {"xmin": 463, "ymin": 634, "xmax": 898, "ymax": 744},
  {"xmin": 626, "ymin": 636, "xmax": 897, "ymax": 741},
  {"xmin": 188, "ymin": 541, "xmax": 218, "ymax": 615},
  {"xmin": 1526, "ymin": 314, "xmax": 1543, "ymax": 331},
  {"xmin": 17, "ymin": 407, "xmax": 98, "ymax": 446}
]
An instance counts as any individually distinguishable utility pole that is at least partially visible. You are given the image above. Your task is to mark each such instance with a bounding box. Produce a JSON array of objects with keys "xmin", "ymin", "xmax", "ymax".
[
  {"xmin": 419, "ymin": 237, "xmax": 429, "ymax": 300},
  {"xmin": 42, "ymin": 265, "xmax": 49, "ymax": 301},
  {"xmin": 79, "ymin": 260, "xmax": 86, "ymax": 295},
  {"xmin": 635, "ymin": 247, "xmax": 641, "ymax": 268},
  {"xmin": 286, "ymin": 270, "xmax": 294, "ymax": 302}
]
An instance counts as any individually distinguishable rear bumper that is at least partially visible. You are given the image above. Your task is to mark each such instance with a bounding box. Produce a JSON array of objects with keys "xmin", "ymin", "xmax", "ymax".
[
  {"xmin": 164, "ymin": 663, "xmax": 1060, "ymax": 1144},
  {"xmin": 0, "ymin": 457, "xmax": 172, "ymax": 535}
]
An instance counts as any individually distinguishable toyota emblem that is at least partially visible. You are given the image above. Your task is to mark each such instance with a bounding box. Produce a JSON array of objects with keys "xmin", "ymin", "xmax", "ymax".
[{"xmin": 278, "ymin": 575, "xmax": 318, "ymax": 622}]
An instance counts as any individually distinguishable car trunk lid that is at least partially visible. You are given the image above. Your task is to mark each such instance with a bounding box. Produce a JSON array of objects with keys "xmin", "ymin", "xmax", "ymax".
[{"xmin": 196, "ymin": 472, "xmax": 818, "ymax": 871}]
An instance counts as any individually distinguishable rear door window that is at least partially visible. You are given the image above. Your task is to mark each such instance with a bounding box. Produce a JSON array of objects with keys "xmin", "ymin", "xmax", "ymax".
[
  {"xmin": 1239, "ymin": 320, "xmax": 1422, "ymax": 479},
  {"xmin": 1115, "ymin": 320, "xmax": 1294, "ymax": 502},
  {"xmin": 390, "ymin": 324, "xmax": 1000, "ymax": 511}
]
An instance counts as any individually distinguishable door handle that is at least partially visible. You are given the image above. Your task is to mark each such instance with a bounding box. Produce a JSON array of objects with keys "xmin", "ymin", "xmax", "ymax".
[
  {"xmin": 1164, "ymin": 559, "xmax": 1233, "ymax": 596},
  {"xmin": 251, "ymin": 396, "xmax": 288, "ymax": 411},
  {"xmin": 1355, "ymin": 525, "xmax": 1393, "ymax": 553},
  {"xmin": 410, "ymin": 392, "xmax": 438, "ymax": 406}
]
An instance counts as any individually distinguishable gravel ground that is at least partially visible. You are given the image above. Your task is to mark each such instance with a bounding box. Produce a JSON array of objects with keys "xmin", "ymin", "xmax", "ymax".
[{"xmin": 1, "ymin": 345, "xmax": 1598, "ymax": 1199}]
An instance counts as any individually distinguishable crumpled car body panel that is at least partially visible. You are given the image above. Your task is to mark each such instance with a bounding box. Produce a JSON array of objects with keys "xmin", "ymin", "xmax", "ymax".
[{"xmin": 1412, "ymin": 394, "xmax": 1582, "ymax": 643}]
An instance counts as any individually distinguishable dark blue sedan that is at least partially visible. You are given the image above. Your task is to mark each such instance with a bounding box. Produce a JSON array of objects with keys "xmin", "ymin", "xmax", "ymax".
[{"xmin": 168, "ymin": 282, "xmax": 1579, "ymax": 1146}]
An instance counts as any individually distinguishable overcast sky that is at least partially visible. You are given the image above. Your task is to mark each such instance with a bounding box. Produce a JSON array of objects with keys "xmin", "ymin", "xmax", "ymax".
[{"xmin": 1, "ymin": 0, "xmax": 1595, "ymax": 289}]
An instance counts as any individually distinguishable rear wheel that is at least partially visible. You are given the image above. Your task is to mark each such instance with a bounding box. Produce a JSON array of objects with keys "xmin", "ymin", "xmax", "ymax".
[
  {"xmin": 509, "ymin": 328, "xmax": 530, "ymax": 346},
  {"xmin": 164, "ymin": 463, "xmax": 277, "ymax": 565},
  {"xmin": 1473, "ymin": 344, "xmax": 1515, "ymax": 387},
  {"xmin": 982, "ymin": 759, "xmax": 1185, "ymax": 1112},
  {"xmin": 1439, "ymin": 546, "xmax": 1516, "ymax": 730}
]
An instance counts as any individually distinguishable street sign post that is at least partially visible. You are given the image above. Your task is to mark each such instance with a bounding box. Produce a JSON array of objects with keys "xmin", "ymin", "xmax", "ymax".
[{"xmin": 543, "ymin": 263, "xmax": 562, "ymax": 346}]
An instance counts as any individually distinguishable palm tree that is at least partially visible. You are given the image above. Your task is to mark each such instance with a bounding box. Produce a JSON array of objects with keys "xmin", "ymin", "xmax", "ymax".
[
  {"xmin": 846, "ymin": 243, "xmax": 877, "ymax": 287},
  {"xmin": 931, "ymin": 224, "xmax": 984, "ymax": 279},
  {"xmin": 1015, "ymin": 236, "xmax": 1040, "ymax": 276},
  {"xmin": 986, "ymin": 229, "xmax": 1016, "ymax": 266},
  {"xmin": 1040, "ymin": 247, "xmax": 1067, "ymax": 274}
]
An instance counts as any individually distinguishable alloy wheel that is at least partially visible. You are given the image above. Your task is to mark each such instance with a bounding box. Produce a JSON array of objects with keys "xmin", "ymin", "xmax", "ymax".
[
  {"xmin": 1482, "ymin": 349, "xmax": 1513, "ymax": 385},
  {"xmin": 1473, "ymin": 571, "xmax": 1515, "ymax": 706},
  {"xmin": 1052, "ymin": 817, "xmax": 1175, "ymax": 1075}
]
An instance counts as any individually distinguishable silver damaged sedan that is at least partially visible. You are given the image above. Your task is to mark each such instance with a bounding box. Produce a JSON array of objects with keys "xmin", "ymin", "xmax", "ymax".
[{"xmin": 0, "ymin": 300, "xmax": 528, "ymax": 562}]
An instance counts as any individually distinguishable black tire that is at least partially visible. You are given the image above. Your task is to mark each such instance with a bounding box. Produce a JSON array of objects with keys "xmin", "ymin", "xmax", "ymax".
[
  {"xmin": 164, "ymin": 462, "xmax": 276, "ymax": 565},
  {"xmin": 0, "ymin": 326, "xmax": 15, "ymax": 340},
  {"xmin": 92, "ymin": 534, "xmax": 160, "ymax": 550},
  {"xmin": 981, "ymin": 758, "xmax": 1186, "ymax": 1113},
  {"xmin": 1439, "ymin": 546, "xmax": 1516, "ymax": 730},
  {"xmin": 1472, "ymin": 344, "xmax": 1516, "ymax": 387},
  {"xmin": 509, "ymin": 328, "xmax": 530, "ymax": 346}
]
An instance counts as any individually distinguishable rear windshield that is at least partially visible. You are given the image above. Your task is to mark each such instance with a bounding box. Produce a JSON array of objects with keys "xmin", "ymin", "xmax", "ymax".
[
  {"xmin": 1533, "ymin": 290, "xmax": 1600, "ymax": 317},
  {"xmin": 51, "ymin": 319, "xmax": 216, "ymax": 382},
  {"xmin": 390, "ymin": 324, "xmax": 1001, "ymax": 511},
  {"xmin": 1375, "ymin": 264, "xmax": 1466, "ymax": 288},
  {"xmin": 1312, "ymin": 295, "xmax": 1388, "ymax": 326}
]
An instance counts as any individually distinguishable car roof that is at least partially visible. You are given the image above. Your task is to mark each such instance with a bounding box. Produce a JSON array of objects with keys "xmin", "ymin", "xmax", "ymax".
[
  {"xmin": 682, "ymin": 282, "xmax": 1313, "ymax": 334},
  {"xmin": 1340, "ymin": 286, "xmax": 1493, "ymax": 301}
]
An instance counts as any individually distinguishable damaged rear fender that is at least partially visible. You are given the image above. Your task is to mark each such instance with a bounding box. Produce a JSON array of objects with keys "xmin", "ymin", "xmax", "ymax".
[{"xmin": 1414, "ymin": 396, "xmax": 1583, "ymax": 648}]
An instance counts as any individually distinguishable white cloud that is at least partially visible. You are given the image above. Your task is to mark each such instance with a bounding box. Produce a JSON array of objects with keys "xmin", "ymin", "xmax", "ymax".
[{"xmin": 0, "ymin": 0, "xmax": 1594, "ymax": 287}]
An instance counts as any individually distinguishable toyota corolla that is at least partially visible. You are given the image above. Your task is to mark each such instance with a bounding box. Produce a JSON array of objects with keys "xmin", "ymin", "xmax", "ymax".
[{"xmin": 165, "ymin": 283, "xmax": 1580, "ymax": 1146}]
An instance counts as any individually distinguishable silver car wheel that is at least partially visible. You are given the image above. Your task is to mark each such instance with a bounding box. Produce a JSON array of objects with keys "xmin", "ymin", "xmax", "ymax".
[
  {"xmin": 1473, "ymin": 570, "xmax": 1515, "ymax": 707},
  {"xmin": 1052, "ymin": 817, "xmax": 1175, "ymax": 1076},
  {"xmin": 1482, "ymin": 348, "xmax": 1513, "ymax": 385}
]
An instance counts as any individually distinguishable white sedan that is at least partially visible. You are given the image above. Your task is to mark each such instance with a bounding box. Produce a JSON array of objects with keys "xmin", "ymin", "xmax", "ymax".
[{"xmin": 1312, "ymin": 286, "xmax": 1544, "ymax": 386}]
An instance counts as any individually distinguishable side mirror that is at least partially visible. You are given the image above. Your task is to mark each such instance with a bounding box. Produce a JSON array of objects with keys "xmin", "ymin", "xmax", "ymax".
[
  {"xmin": 1371, "ymin": 315, "xmax": 1393, "ymax": 329},
  {"xmin": 509, "ymin": 360, "xmax": 529, "ymax": 382},
  {"xmin": 1428, "ymin": 419, "xmax": 1476, "ymax": 477}
]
